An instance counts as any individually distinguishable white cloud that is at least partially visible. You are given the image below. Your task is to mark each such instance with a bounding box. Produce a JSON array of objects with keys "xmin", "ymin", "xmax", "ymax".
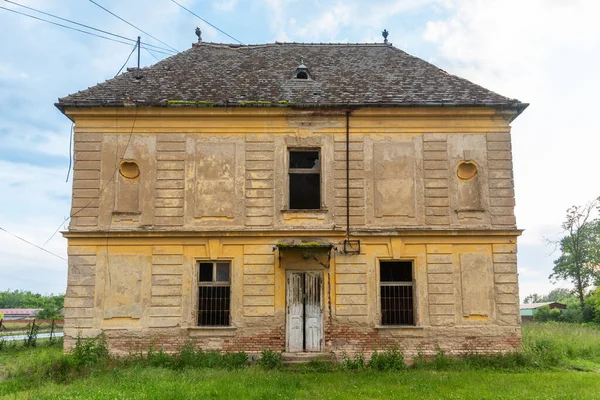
[
  {"xmin": 423, "ymin": 0, "xmax": 600, "ymax": 294},
  {"xmin": 213, "ymin": 0, "xmax": 238, "ymax": 13},
  {"xmin": 265, "ymin": 0, "xmax": 293, "ymax": 41},
  {"xmin": 2, "ymin": 0, "xmax": 597, "ymax": 299},
  {"xmin": 294, "ymin": 2, "xmax": 354, "ymax": 41},
  {"xmin": 1, "ymin": 127, "xmax": 71, "ymax": 158}
]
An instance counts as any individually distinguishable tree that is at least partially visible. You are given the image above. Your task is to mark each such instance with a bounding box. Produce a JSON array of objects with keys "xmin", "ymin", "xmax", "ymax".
[
  {"xmin": 523, "ymin": 293, "xmax": 543, "ymax": 304},
  {"xmin": 36, "ymin": 300, "xmax": 61, "ymax": 320},
  {"xmin": 523, "ymin": 288, "xmax": 574, "ymax": 304},
  {"xmin": 545, "ymin": 288, "xmax": 574, "ymax": 302},
  {"xmin": 0, "ymin": 290, "xmax": 64, "ymax": 311},
  {"xmin": 550, "ymin": 197, "xmax": 600, "ymax": 308}
]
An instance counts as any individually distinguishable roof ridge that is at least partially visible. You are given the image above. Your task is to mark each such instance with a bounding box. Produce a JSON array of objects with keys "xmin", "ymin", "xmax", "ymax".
[{"xmin": 193, "ymin": 42, "xmax": 394, "ymax": 49}]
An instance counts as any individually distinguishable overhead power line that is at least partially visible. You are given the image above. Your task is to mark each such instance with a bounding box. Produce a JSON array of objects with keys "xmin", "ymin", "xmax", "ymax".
[
  {"xmin": 142, "ymin": 45, "xmax": 162, "ymax": 62},
  {"xmin": 0, "ymin": 5, "xmax": 175, "ymax": 54},
  {"xmin": 115, "ymin": 41, "xmax": 138, "ymax": 77},
  {"xmin": 0, "ymin": 227, "xmax": 68, "ymax": 262},
  {"xmin": 3, "ymin": 0, "xmax": 176, "ymax": 54},
  {"xmin": 88, "ymin": 0, "xmax": 180, "ymax": 53},
  {"xmin": 44, "ymin": 107, "xmax": 141, "ymax": 246},
  {"xmin": 169, "ymin": 0, "xmax": 244, "ymax": 45},
  {"xmin": 0, "ymin": 5, "xmax": 131, "ymax": 46}
]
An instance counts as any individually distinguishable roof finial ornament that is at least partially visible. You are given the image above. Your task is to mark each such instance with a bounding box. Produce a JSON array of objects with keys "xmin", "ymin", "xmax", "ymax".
[
  {"xmin": 195, "ymin": 27, "xmax": 202, "ymax": 42},
  {"xmin": 382, "ymin": 29, "xmax": 389, "ymax": 44},
  {"xmin": 299, "ymin": 56, "xmax": 306, "ymax": 68}
]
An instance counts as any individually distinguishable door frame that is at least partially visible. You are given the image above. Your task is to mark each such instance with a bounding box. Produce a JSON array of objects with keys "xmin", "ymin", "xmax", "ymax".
[{"xmin": 285, "ymin": 270, "xmax": 324, "ymax": 353}]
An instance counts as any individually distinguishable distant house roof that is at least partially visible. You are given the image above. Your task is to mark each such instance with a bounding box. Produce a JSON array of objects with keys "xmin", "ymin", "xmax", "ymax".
[
  {"xmin": 519, "ymin": 302, "xmax": 566, "ymax": 310},
  {"xmin": 0, "ymin": 308, "xmax": 42, "ymax": 316},
  {"xmin": 56, "ymin": 42, "xmax": 527, "ymax": 115}
]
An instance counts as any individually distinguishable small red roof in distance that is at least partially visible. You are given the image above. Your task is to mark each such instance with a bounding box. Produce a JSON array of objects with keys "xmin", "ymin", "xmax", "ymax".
[{"xmin": 0, "ymin": 309, "xmax": 42, "ymax": 315}]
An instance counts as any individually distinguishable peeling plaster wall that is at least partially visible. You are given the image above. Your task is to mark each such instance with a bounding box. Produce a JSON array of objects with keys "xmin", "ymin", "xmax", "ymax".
[
  {"xmin": 64, "ymin": 235, "xmax": 521, "ymax": 357},
  {"xmin": 67, "ymin": 108, "xmax": 517, "ymax": 233},
  {"xmin": 64, "ymin": 107, "xmax": 521, "ymax": 357}
]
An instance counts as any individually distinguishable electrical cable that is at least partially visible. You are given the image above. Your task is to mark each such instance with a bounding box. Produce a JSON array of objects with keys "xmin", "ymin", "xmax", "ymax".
[
  {"xmin": 65, "ymin": 123, "xmax": 74, "ymax": 182},
  {"xmin": 142, "ymin": 45, "xmax": 161, "ymax": 62},
  {"xmin": 0, "ymin": 5, "xmax": 133, "ymax": 47},
  {"xmin": 88, "ymin": 0, "xmax": 180, "ymax": 53},
  {"xmin": 115, "ymin": 41, "xmax": 138, "ymax": 77},
  {"xmin": 3, "ymin": 0, "xmax": 176, "ymax": 54},
  {"xmin": 0, "ymin": 227, "xmax": 68, "ymax": 262},
  {"xmin": 134, "ymin": 46, "xmax": 173, "ymax": 56},
  {"xmin": 169, "ymin": 0, "xmax": 244, "ymax": 45},
  {"xmin": 43, "ymin": 107, "xmax": 140, "ymax": 247}
]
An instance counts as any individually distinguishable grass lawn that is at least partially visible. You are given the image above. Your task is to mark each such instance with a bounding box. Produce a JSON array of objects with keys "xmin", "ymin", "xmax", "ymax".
[
  {"xmin": 3, "ymin": 367, "xmax": 597, "ymax": 400},
  {"xmin": 1, "ymin": 322, "xmax": 599, "ymax": 399}
]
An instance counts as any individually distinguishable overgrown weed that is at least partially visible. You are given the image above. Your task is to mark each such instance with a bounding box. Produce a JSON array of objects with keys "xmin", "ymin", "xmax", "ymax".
[
  {"xmin": 368, "ymin": 349, "xmax": 407, "ymax": 371},
  {"xmin": 256, "ymin": 349, "xmax": 283, "ymax": 370},
  {"xmin": 1, "ymin": 321, "xmax": 599, "ymax": 397},
  {"xmin": 342, "ymin": 352, "xmax": 366, "ymax": 370}
]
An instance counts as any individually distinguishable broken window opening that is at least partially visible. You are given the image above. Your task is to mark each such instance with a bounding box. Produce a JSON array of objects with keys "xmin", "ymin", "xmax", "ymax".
[
  {"xmin": 380, "ymin": 261, "xmax": 414, "ymax": 325},
  {"xmin": 289, "ymin": 150, "xmax": 321, "ymax": 210},
  {"xmin": 198, "ymin": 261, "xmax": 231, "ymax": 326}
]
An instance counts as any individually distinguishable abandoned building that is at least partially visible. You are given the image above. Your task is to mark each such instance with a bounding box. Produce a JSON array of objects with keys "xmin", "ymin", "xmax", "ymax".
[{"xmin": 56, "ymin": 39, "xmax": 527, "ymax": 359}]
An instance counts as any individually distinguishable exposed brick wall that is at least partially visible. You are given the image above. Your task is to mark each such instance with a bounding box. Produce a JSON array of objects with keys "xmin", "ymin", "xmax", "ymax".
[
  {"xmin": 65, "ymin": 324, "xmax": 520, "ymax": 363},
  {"xmin": 325, "ymin": 324, "xmax": 521, "ymax": 360}
]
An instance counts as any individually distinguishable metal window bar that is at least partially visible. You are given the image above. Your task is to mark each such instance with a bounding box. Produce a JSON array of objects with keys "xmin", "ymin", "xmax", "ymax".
[
  {"xmin": 380, "ymin": 283, "xmax": 414, "ymax": 325},
  {"xmin": 198, "ymin": 286, "xmax": 230, "ymax": 326},
  {"xmin": 198, "ymin": 262, "xmax": 231, "ymax": 326}
]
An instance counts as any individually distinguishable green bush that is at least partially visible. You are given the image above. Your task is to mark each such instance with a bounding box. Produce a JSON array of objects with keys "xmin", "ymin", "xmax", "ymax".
[
  {"xmin": 257, "ymin": 349, "xmax": 283, "ymax": 370},
  {"xmin": 71, "ymin": 333, "xmax": 109, "ymax": 367},
  {"xmin": 368, "ymin": 349, "xmax": 406, "ymax": 371},
  {"xmin": 171, "ymin": 342, "xmax": 197, "ymax": 369},
  {"xmin": 341, "ymin": 352, "xmax": 366, "ymax": 370},
  {"xmin": 221, "ymin": 351, "xmax": 249, "ymax": 369},
  {"xmin": 146, "ymin": 347, "xmax": 172, "ymax": 368},
  {"xmin": 534, "ymin": 306, "xmax": 564, "ymax": 323},
  {"xmin": 144, "ymin": 344, "xmax": 248, "ymax": 370}
]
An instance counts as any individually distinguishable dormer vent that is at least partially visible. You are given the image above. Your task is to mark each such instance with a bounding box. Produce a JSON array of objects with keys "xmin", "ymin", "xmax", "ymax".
[{"xmin": 293, "ymin": 57, "xmax": 311, "ymax": 80}]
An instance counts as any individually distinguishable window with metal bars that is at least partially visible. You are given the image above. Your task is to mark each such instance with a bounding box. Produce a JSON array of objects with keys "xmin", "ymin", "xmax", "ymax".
[
  {"xmin": 197, "ymin": 261, "xmax": 230, "ymax": 326},
  {"xmin": 288, "ymin": 150, "xmax": 321, "ymax": 210},
  {"xmin": 380, "ymin": 261, "xmax": 414, "ymax": 325}
]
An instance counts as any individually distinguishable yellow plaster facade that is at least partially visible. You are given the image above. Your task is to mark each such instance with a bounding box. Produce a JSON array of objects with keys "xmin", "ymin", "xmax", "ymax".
[{"xmin": 63, "ymin": 107, "xmax": 522, "ymax": 358}]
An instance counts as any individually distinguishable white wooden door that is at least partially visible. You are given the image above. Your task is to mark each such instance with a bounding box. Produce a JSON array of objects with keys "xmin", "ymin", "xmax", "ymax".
[
  {"xmin": 304, "ymin": 271, "xmax": 323, "ymax": 352},
  {"xmin": 286, "ymin": 272, "xmax": 304, "ymax": 353},
  {"xmin": 286, "ymin": 271, "xmax": 323, "ymax": 353}
]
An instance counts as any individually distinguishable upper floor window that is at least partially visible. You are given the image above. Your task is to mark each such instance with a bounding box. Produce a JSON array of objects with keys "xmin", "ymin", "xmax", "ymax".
[
  {"xmin": 289, "ymin": 150, "xmax": 321, "ymax": 210},
  {"xmin": 380, "ymin": 261, "xmax": 415, "ymax": 326},
  {"xmin": 198, "ymin": 261, "xmax": 231, "ymax": 326}
]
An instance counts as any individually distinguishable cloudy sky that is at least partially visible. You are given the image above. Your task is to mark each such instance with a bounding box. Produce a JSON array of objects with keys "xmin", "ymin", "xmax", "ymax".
[{"xmin": 0, "ymin": 0, "xmax": 598, "ymax": 299}]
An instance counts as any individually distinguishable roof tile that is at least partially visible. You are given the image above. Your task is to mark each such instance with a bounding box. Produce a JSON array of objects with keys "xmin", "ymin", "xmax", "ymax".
[{"xmin": 57, "ymin": 42, "xmax": 524, "ymax": 109}]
